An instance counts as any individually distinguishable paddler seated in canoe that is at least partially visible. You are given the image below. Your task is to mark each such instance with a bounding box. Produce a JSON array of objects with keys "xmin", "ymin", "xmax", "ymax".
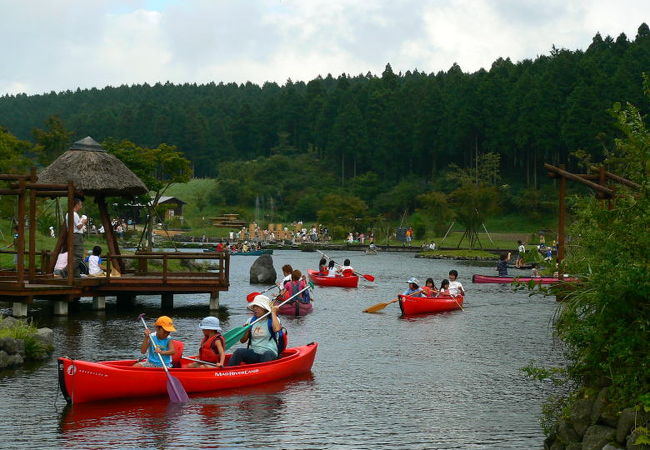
[
  {"xmin": 340, "ymin": 259, "xmax": 354, "ymax": 277},
  {"xmin": 402, "ymin": 277, "xmax": 423, "ymax": 297},
  {"xmin": 448, "ymin": 270, "xmax": 465, "ymax": 297},
  {"xmin": 437, "ymin": 279, "xmax": 450, "ymax": 296},
  {"xmin": 280, "ymin": 264, "xmax": 293, "ymax": 284},
  {"xmin": 227, "ymin": 295, "xmax": 283, "ymax": 366},
  {"xmin": 188, "ymin": 316, "xmax": 225, "ymax": 368},
  {"xmin": 318, "ymin": 257, "xmax": 328, "ymax": 275},
  {"xmin": 281, "ymin": 270, "xmax": 310, "ymax": 303},
  {"xmin": 421, "ymin": 278, "xmax": 438, "ymax": 297},
  {"xmin": 134, "ymin": 316, "xmax": 177, "ymax": 368},
  {"xmin": 326, "ymin": 260, "xmax": 337, "ymax": 277}
]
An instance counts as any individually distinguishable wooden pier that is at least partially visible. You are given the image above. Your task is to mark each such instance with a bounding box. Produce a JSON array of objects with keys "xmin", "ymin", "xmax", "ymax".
[{"xmin": 1, "ymin": 148, "xmax": 230, "ymax": 317}]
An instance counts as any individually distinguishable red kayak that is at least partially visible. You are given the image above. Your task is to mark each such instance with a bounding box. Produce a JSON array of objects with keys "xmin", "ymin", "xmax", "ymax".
[
  {"xmin": 307, "ymin": 269, "xmax": 359, "ymax": 288},
  {"xmin": 472, "ymin": 274, "xmax": 578, "ymax": 284},
  {"xmin": 278, "ymin": 301, "xmax": 313, "ymax": 316},
  {"xmin": 57, "ymin": 343, "xmax": 318, "ymax": 404},
  {"xmin": 399, "ymin": 294, "xmax": 464, "ymax": 315}
]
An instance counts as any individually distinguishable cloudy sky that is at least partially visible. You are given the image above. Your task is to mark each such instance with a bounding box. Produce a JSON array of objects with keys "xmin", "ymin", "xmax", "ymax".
[{"xmin": 1, "ymin": 0, "xmax": 648, "ymax": 96}]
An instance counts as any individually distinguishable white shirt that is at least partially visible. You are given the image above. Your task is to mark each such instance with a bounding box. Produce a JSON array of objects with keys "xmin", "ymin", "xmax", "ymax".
[
  {"xmin": 65, "ymin": 212, "xmax": 84, "ymax": 234},
  {"xmin": 327, "ymin": 268, "xmax": 337, "ymax": 278},
  {"xmin": 518, "ymin": 244, "xmax": 525, "ymax": 253},
  {"xmin": 88, "ymin": 255, "xmax": 103, "ymax": 275},
  {"xmin": 449, "ymin": 280, "xmax": 464, "ymax": 296},
  {"xmin": 54, "ymin": 252, "xmax": 68, "ymax": 271}
]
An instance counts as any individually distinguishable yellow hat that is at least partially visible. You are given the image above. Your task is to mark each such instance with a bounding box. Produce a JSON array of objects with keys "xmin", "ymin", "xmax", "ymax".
[{"xmin": 154, "ymin": 316, "xmax": 176, "ymax": 332}]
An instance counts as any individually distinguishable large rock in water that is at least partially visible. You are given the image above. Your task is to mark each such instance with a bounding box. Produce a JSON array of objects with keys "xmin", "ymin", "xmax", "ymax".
[{"xmin": 249, "ymin": 255, "xmax": 277, "ymax": 284}]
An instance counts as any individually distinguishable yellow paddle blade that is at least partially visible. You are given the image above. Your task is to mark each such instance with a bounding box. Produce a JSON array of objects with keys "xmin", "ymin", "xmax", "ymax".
[{"xmin": 363, "ymin": 297, "xmax": 399, "ymax": 313}]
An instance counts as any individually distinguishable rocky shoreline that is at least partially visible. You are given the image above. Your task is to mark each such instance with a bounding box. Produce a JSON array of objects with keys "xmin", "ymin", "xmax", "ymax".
[
  {"xmin": 0, "ymin": 316, "xmax": 54, "ymax": 370},
  {"xmin": 545, "ymin": 387, "xmax": 649, "ymax": 450}
]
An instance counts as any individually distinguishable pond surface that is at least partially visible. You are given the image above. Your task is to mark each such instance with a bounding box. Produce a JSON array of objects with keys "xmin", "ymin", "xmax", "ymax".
[{"xmin": 0, "ymin": 250, "xmax": 563, "ymax": 449}]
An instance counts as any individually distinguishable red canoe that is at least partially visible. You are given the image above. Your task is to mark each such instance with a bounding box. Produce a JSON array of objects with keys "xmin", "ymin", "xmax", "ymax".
[
  {"xmin": 399, "ymin": 294, "xmax": 464, "ymax": 315},
  {"xmin": 307, "ymin": 269, "xmax": 359, "ymax": 288},
  {"xmin": 57, "ymin": 343, "xmax": 318, "ymax": 404},
  {"xmin": 472, "ymin": 274, "xmax": 578, "ymax": 284},
  {"xmin": 278, "ymin": 301, "xmax": 313, "ymax": 316}
]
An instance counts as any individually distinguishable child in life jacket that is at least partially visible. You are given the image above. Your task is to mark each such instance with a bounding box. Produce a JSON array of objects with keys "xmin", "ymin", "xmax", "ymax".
[
  {"xmin": 134, "ymin": 316, "xmax": 177, "ymax": 368},
  {"xmin": 318, "ymin": 257, "xmax": 328, "ymax": 275},
  {"xmin": 340, "ymin": 259, "xmax": 354, "ymax": 277},
  {"xmin": 438, "ymin": 279, "xmax": 451, "ymax": 296},
  {"xmin": 283, "ymin": 270, "xmax": 309, "ymax": 303},
  {"xmin": 189, "ymin": 316, "xmax": 225, "ymax": 368},
  {"xmin": 421, "ymin": 278, "xmax": 438, "ymax": 297}
]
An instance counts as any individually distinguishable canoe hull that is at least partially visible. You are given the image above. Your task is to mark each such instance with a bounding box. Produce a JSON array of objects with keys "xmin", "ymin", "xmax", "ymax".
[
  {"xmin": 307, "ymin": 269, "xmax": 359, "ymax": 288},
  {"xmin": 58, "ymin": 343, "xmax": 318, "ymax": 404},
  {"xmin": 278, "ymin": 301, "xmax": 313, "ymax": 316},
  {"xmin": 398, "ymin": 295, "xmax": 464, "ymax": 315},
  {"xmin": 472, "ymin": 274, "xmax": 577, "ymax": 284},
  {"xmin": 231, "ymin": 249, "xmax": 273, "ymax": 256}
]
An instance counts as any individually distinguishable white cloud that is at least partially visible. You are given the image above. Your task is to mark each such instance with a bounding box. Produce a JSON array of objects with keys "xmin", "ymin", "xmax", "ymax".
[{"xmin": 0, "ymin": 0, "xmax": 649, "ymax": 95}]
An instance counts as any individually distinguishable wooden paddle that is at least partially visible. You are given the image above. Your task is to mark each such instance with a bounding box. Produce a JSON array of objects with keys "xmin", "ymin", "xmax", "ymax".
[
  {"xmin": 451, "ymin": 295, "xmax": 465, "ymax": 311},
  {"xmin": 316, "ymin": 249, "xmax": 375, "ymax": 282},
  {"xmin": 224, "ymin": 283, "xmax": 313, "ymax": 350},
  {"xmin": 364, "ymin": 289, "xmax": 424, "ymax": 313},
  {"xmin": 363, "ymin": 296, "xmax": 400, "ymax": 313},
  {"xmin": 183, "ymin": 356, "xmax": 221, "ymax": 367},
  {"xmin": 246, "ymin": 284, "xmax": 280, "ymax": 302},
  {"xmin": 138, "ymin": 314, "xmax": 189, "ymax": 403}
]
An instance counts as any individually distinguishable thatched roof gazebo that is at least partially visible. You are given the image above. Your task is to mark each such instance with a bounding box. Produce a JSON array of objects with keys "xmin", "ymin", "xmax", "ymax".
[{"xmin": 39, "ymin": 137, "xmax": 148, "ymax": 272}]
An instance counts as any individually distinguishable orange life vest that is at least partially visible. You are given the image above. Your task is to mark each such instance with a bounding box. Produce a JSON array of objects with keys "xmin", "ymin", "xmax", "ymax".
[{"xmin": 198, "ymin": 333, "xmax": 225, "ymax": 363}]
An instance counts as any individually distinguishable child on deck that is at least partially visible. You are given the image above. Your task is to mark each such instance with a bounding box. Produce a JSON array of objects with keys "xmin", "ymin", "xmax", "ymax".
[
  {"xmin": 496, "ymin": 253, "xmax": 510, "ymax": 277},
  {"xmin": 421, "ymin": 278, "xmax": 438, "ymax": 297},
  {"xmin": 134, "ymin": 316, "xmax": 177, "ymax": 368},
  {"xmin": 88, "ymin": 245, "xmax": 105, "ymax": 277},
  {"xmin": 448, "ymin": 270, "xmax": 465, "ymax": 296},
  {"xmin": 189, "ymin": 316, "xmax": 225, "ymax": 368}
]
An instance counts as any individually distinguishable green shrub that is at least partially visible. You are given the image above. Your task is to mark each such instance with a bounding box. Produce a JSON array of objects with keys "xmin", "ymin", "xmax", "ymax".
[{"xmin": 0, "ymin": 319, "xmax": 52, "ymax": 360}]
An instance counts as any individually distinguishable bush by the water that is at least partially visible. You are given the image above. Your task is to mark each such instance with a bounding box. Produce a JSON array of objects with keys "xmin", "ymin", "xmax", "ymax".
[{"xmin": 0, "ymin": 316, "xmax": 54, "ymax": 362}]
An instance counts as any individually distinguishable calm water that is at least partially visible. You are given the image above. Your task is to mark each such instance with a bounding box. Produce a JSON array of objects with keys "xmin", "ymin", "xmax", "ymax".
[{"xmin": 0, "ymin": 251, "xmax": 564, "ymax": 449}]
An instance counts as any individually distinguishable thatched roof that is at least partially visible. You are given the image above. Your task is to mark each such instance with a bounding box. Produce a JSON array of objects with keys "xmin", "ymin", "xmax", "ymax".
[{"xmin": 38, "ymin": 137, "xmax": 148, "ymax": 197}]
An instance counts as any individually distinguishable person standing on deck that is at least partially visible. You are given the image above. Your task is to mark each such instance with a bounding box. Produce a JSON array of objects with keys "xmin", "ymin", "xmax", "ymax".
[{"xmin": 65, "ymin": 197, "xmax": 87, "ymax": 277}]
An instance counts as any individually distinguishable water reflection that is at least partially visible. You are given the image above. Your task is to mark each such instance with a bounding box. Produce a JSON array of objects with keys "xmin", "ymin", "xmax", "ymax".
[{"xmin": 59, "ymin": 373, "xmax": 314, "ymax": 447}]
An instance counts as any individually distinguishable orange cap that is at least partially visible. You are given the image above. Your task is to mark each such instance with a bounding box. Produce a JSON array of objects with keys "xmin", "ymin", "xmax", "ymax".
[{"xmin": 154, "ymin": 316, "xmax": 176, "ymax": 332}]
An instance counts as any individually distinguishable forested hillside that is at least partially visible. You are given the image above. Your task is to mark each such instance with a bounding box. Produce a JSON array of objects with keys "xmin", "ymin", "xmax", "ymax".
[{"xmin": 1, "ymin": 25, "xmax": 648, "ymax": 186}]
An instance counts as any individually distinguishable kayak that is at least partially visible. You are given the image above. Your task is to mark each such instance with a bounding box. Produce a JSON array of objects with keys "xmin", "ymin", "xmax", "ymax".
[
  {"xmin": 399, "ymin": 294, "xmax": 464, "ymax": 315},
  {"xmin": 278, "ymin": 301, "xmax": 313, "ymax": 316},
  {"xmin": 307, "ymin": 270, "xmax": 359, "ymax": 288},
  {"xmin": 57, "ymin": 343, "xmax": 318, "ymax": 404},
  {"xmin": 472, "ymin": 274, "xmax": 577, "ymax": 284}
]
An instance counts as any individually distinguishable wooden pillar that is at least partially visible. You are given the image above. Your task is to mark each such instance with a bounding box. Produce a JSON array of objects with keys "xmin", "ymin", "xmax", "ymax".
[
  {"xmin": 210, "ymin": 291, "xmax": 220, "ymax": 311},
  {"xmin": 66, "ymin": 182, "xmax": 75, "ymax": 284},
  {"xmin": 28, "ymin": 168, "xmax": 37, "ymax": 281},
  {"xmin": 96, "ymin": 195, "xmax": 125, "ymax": 273},
  {"xmin": 16, "ymin": 179, "xmax": 26, "ymax": 286},
  {"xmin": 93, "ymin": 296, "xmax": 106, "ymax": 310},
  {"xmin": 54, "ymin": 300, "xmax": 69, "ymax": 316},
  {"xmin": 161, "ymin": 293, "xmax": 174, "ymax": 310},
  {"xmin": 12, "ymin": 302, "xmax": 28, "ymax": 317},
  {"xmin": 116, "ymin": 294, "xmax": 135, "ymax": 307}
]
